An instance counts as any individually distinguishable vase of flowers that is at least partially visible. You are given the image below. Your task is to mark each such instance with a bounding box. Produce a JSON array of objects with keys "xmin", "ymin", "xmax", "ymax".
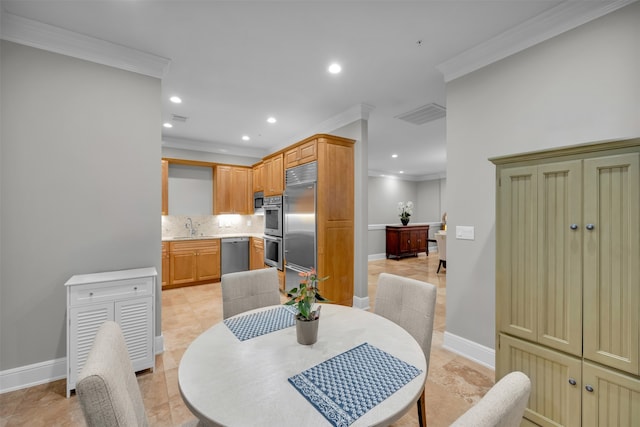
[
  {"xmin": 285, "ymin": 268, "xmax": 329, "ymax": 345},
  {"xmin": 398, "ymin": 201, "xmax": 413, "ymax": 226}
]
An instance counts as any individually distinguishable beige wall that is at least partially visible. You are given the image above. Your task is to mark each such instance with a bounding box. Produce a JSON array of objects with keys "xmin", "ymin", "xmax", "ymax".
[
  {"xmin": 445, "ymin": 2, "xmax": 640, "ymax": 357},
  {"xmin": 0, "ymin": 41, "xmax": 161, "ymax": 371}
]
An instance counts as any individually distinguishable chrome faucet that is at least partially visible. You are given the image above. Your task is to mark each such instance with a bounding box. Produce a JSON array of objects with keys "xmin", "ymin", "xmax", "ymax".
[{"xmin": 185, "ymin": 217, "xmax": 198, "ymax": 237}]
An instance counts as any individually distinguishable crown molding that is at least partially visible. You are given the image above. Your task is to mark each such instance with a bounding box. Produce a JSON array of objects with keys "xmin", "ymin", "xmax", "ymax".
[
  {"xmin": 368, "ymin": 169, "xmax": 446, "ymax": 182},
  {"xmin": 162, "ymin": 136, "xmax": 268, "ymax": 159},
  {"xmin": 0, "ymin": 13, "xmax": 170, "ymax": 79},
  {"xmin": 437, "ymin": 0, "xmax": 637, "ymax": 83}
]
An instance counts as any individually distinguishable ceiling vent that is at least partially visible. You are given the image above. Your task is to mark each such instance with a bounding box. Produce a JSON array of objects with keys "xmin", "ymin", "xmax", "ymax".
[
  {"xmin": 172, "ymin": 114, "xmax": 188, "ymax": 122},
  {"xmin": 395, "ymin": 103, "xmax": 446, "ymax": 125}
]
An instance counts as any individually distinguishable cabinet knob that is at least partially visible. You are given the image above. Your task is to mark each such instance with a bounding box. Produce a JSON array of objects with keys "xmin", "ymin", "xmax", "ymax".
[
  {"xmin": 568, "ymin": 378, "xmax": 577, "ymax": 386},
  {"xmin": 89, "ymin": 292, "xmax": 94, "ymax": 297},
  {"xmin": 585, "ymin": 385, "xmax": 594, "ymax": 393},
  {"xmin": 586, "ymin": 224, "xmax": 595, "ymax": 230},
  {"xmin": 570, "ymin": 224, "xmax": 578, "ymax": 230},
  {"xmin": 134, "ymin": 287, "xmax": 138, "ymax": 291}
]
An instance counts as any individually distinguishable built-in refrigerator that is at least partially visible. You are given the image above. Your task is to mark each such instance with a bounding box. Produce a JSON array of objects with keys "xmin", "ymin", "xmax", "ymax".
[{"xmin": 283, "ymin": 161, "xmax": 317, "ymax": 293}]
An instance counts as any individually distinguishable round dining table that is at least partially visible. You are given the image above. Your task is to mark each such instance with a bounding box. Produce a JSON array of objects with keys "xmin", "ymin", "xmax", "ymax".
[{"xmin": 178, "ymin": 303, "xmax": 427, "ymax": 426}]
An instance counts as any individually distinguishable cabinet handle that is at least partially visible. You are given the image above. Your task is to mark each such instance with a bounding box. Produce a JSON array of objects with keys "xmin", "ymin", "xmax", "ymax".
[
  {"xmin": 586, "ymin": 224, "xmax": 595, "ymax": 230},
  {"xmin": 585, "ymin": 385, "xmax": 594, "ymax": 393},
  {"xmin": 134, "ymin": 287, "xmax": 138, "ymax": 291},
  {"xmin": 89, "ymin": 292, "xmax": 94, "ymax": 297},
  {"xmin": 568, "ymin": 378, "xmax": 577, "ymax": 386},
  {"xmin": 570, "ymin": 224, "xmax": 578, "ymax": 230}
]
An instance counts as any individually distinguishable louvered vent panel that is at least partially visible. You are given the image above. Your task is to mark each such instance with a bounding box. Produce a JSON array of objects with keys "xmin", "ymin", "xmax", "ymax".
[
  {"xmin": 394, "ymin": 103, "xmax": 446, "ymax": 125},
  {"xmin": 118, "ymin": 300, "xmax": 152, "ymax": 362},
  {"xmin": 75, "ymin": 308, "xmax": 110, "ymax": 377}
]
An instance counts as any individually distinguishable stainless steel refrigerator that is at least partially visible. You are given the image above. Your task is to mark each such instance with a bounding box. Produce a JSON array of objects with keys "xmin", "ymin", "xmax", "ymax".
[{"xmin": 283, "ymin": 161, "xmax": 317, "ymax": 293}]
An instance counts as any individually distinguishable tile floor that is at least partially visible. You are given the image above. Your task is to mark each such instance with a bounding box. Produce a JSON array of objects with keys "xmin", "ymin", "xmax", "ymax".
[{"xmin": 0, "ymin": 252, "xmax": 495, "ymax": 426}]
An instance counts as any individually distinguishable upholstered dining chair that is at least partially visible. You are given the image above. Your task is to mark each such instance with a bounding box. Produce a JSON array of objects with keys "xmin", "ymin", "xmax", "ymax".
[
  {"xmin": 435, "ymin": 232, "xmax": 446, "ymax": 273},
  {"xmin": 374, "ymin": 273, "xmax": 437, "ymax": 427},
  {"xmin": 221, "ymin": 267, "xmax": 282, "ymax": 319},
  {"xmin": 76, "ymin": 321, "xmax": 201, "ymax": 427},
  {"xmin": 450, "ymin": 371, "xmax": 531, "ymax": 427}
]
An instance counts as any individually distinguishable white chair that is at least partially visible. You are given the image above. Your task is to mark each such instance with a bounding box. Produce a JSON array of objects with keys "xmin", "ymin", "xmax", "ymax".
[
  {"xmin": 221, "ymin": 267, "xmax": 281, "ymax": 319},
  {"xmin": 77, "ymin": 321, "xmax": 201, "ymax": 427},
  {"xmin": 450, "ymin": 371, "xmax": 531, "ymax": 427},
  {"xmin": 435, "ymin": 232, "xmax": 446, "ymax": 273},
  {"xmin": 375, "ymin": 273, "xmax": 437, "ymax": 427}
]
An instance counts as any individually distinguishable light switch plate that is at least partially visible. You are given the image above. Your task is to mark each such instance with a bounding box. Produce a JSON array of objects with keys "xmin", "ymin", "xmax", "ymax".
[{"xmin": 456, "ymin": 226, "xmax": 475, "ymax": 240}]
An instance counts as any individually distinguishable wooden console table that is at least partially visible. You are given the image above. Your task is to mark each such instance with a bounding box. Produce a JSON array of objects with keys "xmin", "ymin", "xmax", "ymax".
[{"xmin": 386, "ymin": 225, "xmax": 430, "ymax": 260}]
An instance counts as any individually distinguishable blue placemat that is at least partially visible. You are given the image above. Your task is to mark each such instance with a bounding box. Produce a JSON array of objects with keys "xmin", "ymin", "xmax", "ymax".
[
  {"xmin": 288, "ymin": 342, "xmax": 422, "ymax": 426},
  {"xmin": 224, "ymin": 305, "xmax": 296, "ymax": 341}
]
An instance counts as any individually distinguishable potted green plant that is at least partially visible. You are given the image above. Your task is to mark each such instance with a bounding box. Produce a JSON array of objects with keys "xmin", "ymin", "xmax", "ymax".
[{"xmin": 285, "ymin": 268, "xmax": 329, "ymax": 345}]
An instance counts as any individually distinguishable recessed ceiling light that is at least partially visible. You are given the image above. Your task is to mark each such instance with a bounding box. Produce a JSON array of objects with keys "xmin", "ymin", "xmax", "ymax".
[
  {"xmin": 267, "ymin": 117, "xmax": 277, "ymax": 124},
  {"xmin": 392, "ymin": 154, "xmax": 398, "ymax": 158},
  {"xmin": 242, "ymin": 135, "xmax": 250, "ymax": 141},
  {"xmin": 399, "ymin": 171, "xmax": 404, "ymax": 174},
  {"xmin": 328, "ymin": 63, "xmax": 342, "ymax": 74},
  {"xmin": 163, "ymin": 122, "xmax": 173, "ymax": 128},
  {"xmin": 169, "ymin": 96, "xmax": 182, "ymax": 104}
]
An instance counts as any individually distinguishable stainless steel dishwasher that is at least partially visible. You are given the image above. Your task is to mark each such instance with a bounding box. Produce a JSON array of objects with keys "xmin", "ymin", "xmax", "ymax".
[{"xmin": 221, "ymin": 237, "xmax": 249, "ymax": 275}]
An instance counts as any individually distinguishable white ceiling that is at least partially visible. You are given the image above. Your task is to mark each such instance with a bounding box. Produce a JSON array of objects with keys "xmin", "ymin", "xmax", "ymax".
[{"xmin": 1, "ymin": 1, "xmax": 625, "ymax": 180}]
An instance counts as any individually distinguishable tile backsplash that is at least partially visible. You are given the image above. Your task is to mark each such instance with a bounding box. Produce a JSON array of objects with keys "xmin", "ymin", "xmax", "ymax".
[{"xmin": 162, "ymin": 215, "xmax": 265, "ymax": 239}]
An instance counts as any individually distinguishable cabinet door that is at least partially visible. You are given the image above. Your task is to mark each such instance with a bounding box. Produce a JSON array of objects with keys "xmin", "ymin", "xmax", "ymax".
[
  {"xmin": 250, "ymin": 237, "xmax": 265, "ymax": 270},
  {"xmin": 536, "ymin": 160, "xmax": 583, "ymax": 356},
  {"xmin": 253, "ymin": 162, "xmax": 264, "ymax": 193},
  {"xmin": 197, "ymin": 242, "xmax": 221, "ymax": 282},
  {"xmin": 114, "ymin": 297, "xmax": 153, "ymax": 373},
  {"xmin": 214, "ymin": 165, "xmax": 233, "ymax": 214},
  {"xmin": 582, "ymin": 361, "xmax": 640, "ymax": 427},
  {"xmin": 170, "ymin": 249, "xmax": 197, "ymax": 285},
  {"xmin": 231, "ymin": 167, "xmax": 250, "ymax": 214},
  {"xmin": 497, "ymin": 334, "xmax": 581, "ymax": 427},
  {"xmin": 497, "ymin": 166, "xmax": 538, "ymax": 342},
  {"xmin": 162, "ymin": 242, "xmax": 169, "ymax": 288},
  {"xmin": 68, "ymin": 303, "xmax": 114, "ymax": 390},
  {"xmin": 399, "ymin": 230, "xmax": 412, "ymax": 254},
  {"xmin": 583, "ymin": 153, "xmax": 640, "ymax": 375}
]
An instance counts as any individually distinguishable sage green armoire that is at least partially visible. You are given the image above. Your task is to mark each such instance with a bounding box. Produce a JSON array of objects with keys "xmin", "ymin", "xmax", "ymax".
[{"xmin": 491, "ymin": 139, "xmax": 639, "ymax": 427}]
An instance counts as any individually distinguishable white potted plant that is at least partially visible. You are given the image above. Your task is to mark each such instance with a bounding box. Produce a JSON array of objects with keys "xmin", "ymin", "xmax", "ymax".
[{"xmin": 398, "ymin": 201, "xmax": 413, "ymax": 225}]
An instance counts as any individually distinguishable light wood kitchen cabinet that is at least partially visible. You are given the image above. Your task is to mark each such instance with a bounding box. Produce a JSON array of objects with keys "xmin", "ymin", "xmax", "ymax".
[
  {"xmin": 161, "ymin": 159, "xmax": 168, "ymax": 215},
  {"xmin": 385, "ymin": 225, "xmax": 429, "ymax": 260},
  {"xmin": 65, "ymin": 268, "xmax": 156, "ymax": 397},
  {"xmin": 250, "ymin": 237, "xmax": 265, "ymax": 270},
  {"xmin": 252, "ymin": 162, "xmax": 264, "ymax": 193},
  {"xmin": 214, "ymin": 165, "xmax": 251, "ymax": 214},
  {"xmin": 162, "ymin": 241, "xmax": 169, "ymax": 288},
  {"xmin": 263, "ymin": 153, "xmax": 283, "ymax": 196},
  {"xmin": 169, "ymin": 239, "xmax": 221, "ymax": 288},
  {"xmin": 285, "ymin": 139, "xmax": 317, "ymax": 169},
  {"xmin": 492, "ymin": 139, "xmax": 640, "ymax": 426},
  {"xmin": 314, "ymin": 135, "xmax": 355, "ymax": 307}
]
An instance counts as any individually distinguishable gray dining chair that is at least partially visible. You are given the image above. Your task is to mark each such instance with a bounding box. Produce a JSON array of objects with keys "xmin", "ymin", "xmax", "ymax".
[
  {"xmin": 76, "ymin": 321, "xmax": 201, "ymax": 427},
  {"xmin": 450, "ymin": 371, "xmax": 531, "ymax": 427},
  {"xmin": 221, "ymin": 267, "xmax": 281, "ymax": 319},
  {"xmin": 374, "ymin": 273, "xmax": 437, "ymax": 427}
]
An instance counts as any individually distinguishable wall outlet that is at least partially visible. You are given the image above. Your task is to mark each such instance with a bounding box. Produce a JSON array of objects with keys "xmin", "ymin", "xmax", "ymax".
[{"xmin": 456, "ymin": 225, "xmax": 475, "ymax": 240}]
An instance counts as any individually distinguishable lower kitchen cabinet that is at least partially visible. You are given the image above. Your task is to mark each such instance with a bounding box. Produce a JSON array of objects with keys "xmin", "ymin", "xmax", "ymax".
[
  {"xmin": 250, "ymin": 237, "xmax": 265, "ymax": 270},
  {"xmin": 162, "ymin": 241, "xmax": 169, "ymax": 288},
  {"xmin": 65, "ymin": 267, "xmax": 156, "ymax": 397},
  {"xmin": 385, "ymin": 225, "xmax": 429, "ymax": 260},
  {"xmin": 169, "ymin": 239, "xmax": 220, "ymax": 288}
]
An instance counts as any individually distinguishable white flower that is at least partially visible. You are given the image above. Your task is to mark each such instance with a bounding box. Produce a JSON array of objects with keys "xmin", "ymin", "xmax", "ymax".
[{"xmin": 398, "ymin": 201, "xmax": 413, "ymax": 219}]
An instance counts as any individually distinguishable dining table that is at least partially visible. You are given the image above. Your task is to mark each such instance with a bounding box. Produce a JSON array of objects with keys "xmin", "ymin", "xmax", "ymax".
[{"xmin": 178, "ymin": 303, "xmax": 427, "ymax": 427}]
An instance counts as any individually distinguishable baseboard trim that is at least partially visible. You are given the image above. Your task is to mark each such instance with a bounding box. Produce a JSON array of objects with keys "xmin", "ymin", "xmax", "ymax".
[
  {"xmin": 352, "ymin": 295, "xmax": 370, "ymax": 310},
  {"xmin": 443, "ymin": 331, "xmax": 496, "ymax": 370},
  {"xmin": 0, "ymin": 334, "xmax": 165, "ymax": 394}
]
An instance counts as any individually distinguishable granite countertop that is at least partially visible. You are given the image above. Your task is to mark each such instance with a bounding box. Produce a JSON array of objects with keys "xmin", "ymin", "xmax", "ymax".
[{"xmin": 162, "ymin": 233, "xmax": 264, "ymax": 241}]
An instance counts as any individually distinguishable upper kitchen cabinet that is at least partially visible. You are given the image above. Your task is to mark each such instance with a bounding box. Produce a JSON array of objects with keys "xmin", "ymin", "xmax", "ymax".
[
  {"xmin": 263, "ymin": 153, "xmax": 284, "ymax": 196},
  {"xmin": 285, "ymin": 138, "xmax": 317, "ymax": 169},
  {"xmin": 214, "ymin": 165, "xmax": 251, "ymax": 214},
  {"xmin": 252, "ymin": 162, "xmax": 264, "ymax": 193}
]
